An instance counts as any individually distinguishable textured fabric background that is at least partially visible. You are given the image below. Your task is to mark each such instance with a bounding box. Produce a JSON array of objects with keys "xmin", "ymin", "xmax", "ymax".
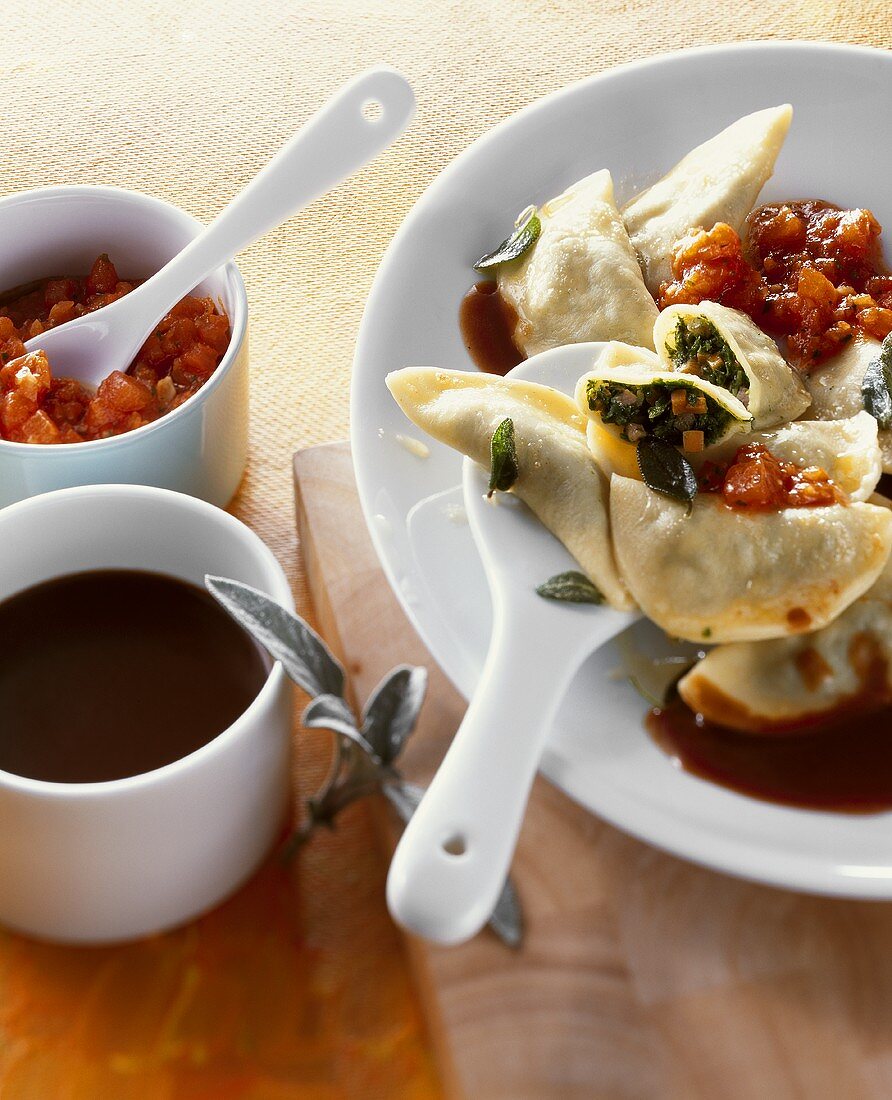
[{"xmin": 0, "ymin": 2, "xmax": 889, "ymax": 1095}]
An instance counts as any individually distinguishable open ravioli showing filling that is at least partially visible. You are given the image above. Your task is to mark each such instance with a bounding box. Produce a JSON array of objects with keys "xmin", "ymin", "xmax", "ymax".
[
  {"xmin": 575, "ymin": 343, "xmax": 752, "ymax": 479},
  {"xmin": 678, "ymin": 553, "xmax": 892, "ymax": 732},
  {"xmin": 655, "ymin": 301, "xmax": 811, "ymax": 429},
  {"xmin": 609, "ymin": 474, "xmax": 892, "ymax": 643},
  {"xmin": 386, "ymin": 366, "xmax": 634, "ymax": 609},
  {"xmin": 622, "ymin": 104, "xmax": 793, "ymax": 296},
  {"xmin": 496, "ymin": 169, "xmax": 658, "ymax": 357}
]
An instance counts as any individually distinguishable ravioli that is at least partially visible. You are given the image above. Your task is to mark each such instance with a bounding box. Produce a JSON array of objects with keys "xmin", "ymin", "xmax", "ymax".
[
  {"xmin": 496, "ymin": 169, "xmax": 658, "ymax": 357},
  {"xmin": 575, "ymin": 342, "xmax": 752, "ymax": 479},
  {"xmin": 695, "ymin": 412, "xmax": 882, "ymax": 503},
  {"xmin": 609, "ymin": 475, "xmax": 892, "ymax": 643},
  {"xmin": 654, "ymin": 301, "xmax": 810, "ymax": 428},
  {"xmin": 803, "ymin": 334, "xmax": 892, "ymax": 473},
  {"xmin": 678, "ymin": 554, "xmax": 892, "ymax": 732},
  {"xmin": 623, "ymin": 105, "xmax": 793, "ymax": 296},
  {"xmin": 386, "ymin": 367, "xmax": 634, "ymax": 609}
]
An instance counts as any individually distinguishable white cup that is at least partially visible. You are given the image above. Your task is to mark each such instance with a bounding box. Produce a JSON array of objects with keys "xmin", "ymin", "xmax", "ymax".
[
  {"xmin": 0, "ymin": 484, "xmax": 293, "ymax": 943},
  {"xmin": 0, "ymin": 185, "xmax": 249, "ymax": 509}
]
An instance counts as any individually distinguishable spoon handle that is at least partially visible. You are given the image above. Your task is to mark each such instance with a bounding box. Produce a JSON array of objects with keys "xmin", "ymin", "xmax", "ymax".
[
  {"xmin": 127, "ymin": 67, "xmax": 414, "ymax": 331},
  {"xmin": 386, "ymin": 596, "xmax": 586, "ymax": 945}
]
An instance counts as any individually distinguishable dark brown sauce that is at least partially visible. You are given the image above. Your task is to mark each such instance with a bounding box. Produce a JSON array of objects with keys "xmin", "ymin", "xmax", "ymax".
[
  {"xmin": 459, "ymin": 281, "xmax": 525, "ymax": 375},
  {"xmin": 0, "ymin": 570, "xmax": 268, "ymax": 783},
  {"xmin": 648, "ymin": 698, "xmax": 892, "ymax": 813}
]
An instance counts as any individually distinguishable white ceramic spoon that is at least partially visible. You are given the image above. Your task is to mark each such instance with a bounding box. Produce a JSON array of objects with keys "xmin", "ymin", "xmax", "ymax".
[
  {"xmin": 387, "ymin": 344, "xmax": 640, "ymax": 945},
  {"xmin": 24, "ymin": 67, "xmax": 415, "ymax": 387}
]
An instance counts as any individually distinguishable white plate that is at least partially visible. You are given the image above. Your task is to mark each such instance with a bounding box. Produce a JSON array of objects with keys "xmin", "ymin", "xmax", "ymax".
[{"xmin": 351, "ymin": 42, "xmax": 892, "ymax": 898}]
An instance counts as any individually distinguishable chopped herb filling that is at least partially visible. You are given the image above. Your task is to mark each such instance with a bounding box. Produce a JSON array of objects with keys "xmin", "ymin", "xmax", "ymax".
[
  {"xmin": 667, "ymin": 316, "xmax": 748, "ymax": 400},
  {"xmin": 586, "ymin": 378, "xmax": 734, "ymax": 447}
]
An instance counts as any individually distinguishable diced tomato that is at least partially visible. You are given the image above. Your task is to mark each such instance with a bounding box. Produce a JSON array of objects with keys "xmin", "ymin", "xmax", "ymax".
[
  {"xmin": 0, "ymin": 256, "xmax": 230, "ymax": 444},
  {"xmin": 718, "ymin": 444, "xmax": 846, "ymax": 511},
  {"xmin": 85, "ymin": 253, "xmax": 120, "ymax": 296},
  {"xmin": 660, "ymin": 200, "xmax": 892, "ymax": 370}
]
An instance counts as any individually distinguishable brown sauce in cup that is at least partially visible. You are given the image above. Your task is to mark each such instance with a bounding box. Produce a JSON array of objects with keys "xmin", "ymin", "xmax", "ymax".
[{"xmin": 0, "ymin": 569, "xmax": 268, "ymax": 783}]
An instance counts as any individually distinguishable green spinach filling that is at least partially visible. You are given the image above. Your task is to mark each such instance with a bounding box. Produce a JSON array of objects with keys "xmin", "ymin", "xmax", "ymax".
[
  {"xmin": 667, "ymin": 316, "xmax": 747, "ymax": 398},
  {"xmin": 586, "ymin": 378, "xmax": 733, "ymax": 445}
]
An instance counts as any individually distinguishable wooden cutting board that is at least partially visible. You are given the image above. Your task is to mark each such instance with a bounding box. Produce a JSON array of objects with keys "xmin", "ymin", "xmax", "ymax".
[{"xmin": 294, "ymin": 441, "xmax": 892, "ymax": 1100}]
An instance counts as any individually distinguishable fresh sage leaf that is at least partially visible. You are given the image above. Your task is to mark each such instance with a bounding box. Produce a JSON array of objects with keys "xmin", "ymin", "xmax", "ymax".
[
  {"xmin": 383, "ymin": 782, "xmax": 524, "ymax": 948},
  {"xmin": 862, "ymin": 333, "xmax": 892, "ymax": 429},
  {"xmin": 210, "ymin": 576, "xmax": 526, "ymax": 948},
  {"xmin": 473, "ymin": 205, "xmax": 541, "ymax": 272},
  {"xmin": 488, "ymin": 417, "xmax": 518, "ymax": 498},
  {"xmin": 487, "ymin": 876, "xmax": 524, "ymax": 949},
  {"xmin": 206, "ymin": 576, "xmax": 345, "ymax": 699},
  {"xmin": 636, "ymin": 437, "xmax": 697, "ymax": 506},
  {"xmin": 382, "ymin": 780, "xmax": 426, "ymax": 823},
  {"xmin": 302, "ymin": 693, "xmax": 372, "ymax": 751},
  {"xmin": 536, "ymin": 571, "xmax": 603, "ymax": 604},
  {"xmin": 361, "ymin": 665, "xmax": 428, "ymax": 766}
]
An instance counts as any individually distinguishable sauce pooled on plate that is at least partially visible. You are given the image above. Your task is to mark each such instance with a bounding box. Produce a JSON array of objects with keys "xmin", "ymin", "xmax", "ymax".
[
  {"xmin": 459, "ymin": 281, "xmax": 524, "ymax": 376},
  {"xmin": 648, "ymin": 696, "xmax": 892, "ymax": 812}
]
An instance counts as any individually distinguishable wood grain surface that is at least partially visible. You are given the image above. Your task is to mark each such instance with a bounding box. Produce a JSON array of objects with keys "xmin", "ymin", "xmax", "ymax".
[{"xmin": 295, "ymin": 440, "xmax": 892, "ymax": 1100}]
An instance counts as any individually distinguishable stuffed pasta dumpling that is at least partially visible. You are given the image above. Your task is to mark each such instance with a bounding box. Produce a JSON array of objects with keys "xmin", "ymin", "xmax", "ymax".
[
  {"xmin": 497, "ymin": 170, "xmax": 658, "ymax": 356},
  {"xmin": 609, "ymin": 475, "xmax": 892, "ymax": 643},
  {"xmin": 694, "ymin": 412, "xmax": 882, "ymax": 503},
  {"xmin": 654, "ymin": 301, "xmax": 810, "ymax": 428},
  {"xmin": 623, "ymin": 105, "xmax": 793, "ymax": 296},
  {"xmin": 386, "ymin": 367, "xmax": 634, "ymax": 609},
  {"xmin": 678, "ymin": 553, "xmax": 892, "ymax": 731},
  {"xmin": 803, "ymin": 334, "xmax": 892, "ymax": 473},
  {"xmin": 575, "ymin": 342, "xmax": 752, "ymax": 479}
]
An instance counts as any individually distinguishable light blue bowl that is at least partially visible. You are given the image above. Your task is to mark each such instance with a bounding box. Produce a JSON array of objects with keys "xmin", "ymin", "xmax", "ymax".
[{"xmin": 0, "ymin": 186, "xmax": 248, "ymax": 508}]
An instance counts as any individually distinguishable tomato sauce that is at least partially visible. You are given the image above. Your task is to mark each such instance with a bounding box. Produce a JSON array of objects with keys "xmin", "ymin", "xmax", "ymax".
[
  {"xmin": 660, "ymin": 201, "xmax": 892, "ymax": 369},
  {"xmin": 0, "ymin": 254, "xmax": 230, "ymax": 444},
  {"xmin": 698, "ymin": 443, "xmax": 846, "ymax": 510}
]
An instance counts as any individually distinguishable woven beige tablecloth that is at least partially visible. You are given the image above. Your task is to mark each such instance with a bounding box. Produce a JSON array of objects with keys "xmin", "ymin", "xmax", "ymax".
[{"xmin": 1, "ymin": 2, "xmax": 889, "ymax": 1096}]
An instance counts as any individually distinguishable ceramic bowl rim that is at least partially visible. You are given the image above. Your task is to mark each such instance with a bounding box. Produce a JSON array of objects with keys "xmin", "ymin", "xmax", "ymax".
[
  {"xmin": 0, "ymin": 184, "xmax": 248, "ymax": 455},
  {"xmin": 0, "ymin": 482, "xmax": 291, "ymax": 799}
]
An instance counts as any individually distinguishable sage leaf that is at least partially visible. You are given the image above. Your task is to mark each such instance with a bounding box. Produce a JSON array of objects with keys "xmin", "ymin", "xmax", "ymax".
[
  {"xmin": 473, "ymin": 205, "xmax": 541, "ymax": 272},
  {"xmin": 206, "ymin": 576, "xmax": 345, "ymax": 699},
  {"xmin": 636, "ymin": 437, "xmax": 697, "ymax": 506},
  {"xmin": 361, "ymin": 665, "xmax": 427, "ymax": 766},
  {"xmin": 487, "ymin": 876, "xmax": 524, "ymax": 949},
  {"xmin": 383, "ymin": 782, "xmax": 524, "ymax": 948},
  {"xmin": 862, "ymin": 333, "xmax": 892, "ymax": 429},
  {"xmin": 208, "ymin": 577, "xmax": 527, "ymax": 947},
  {"xmin": 382, "ymin": 780, "xmax": 426, "ymax": 823},
  {"xmin": 488, "ymin": 417, "xmax": 518, "ymax": 498},
  {"xmin": 536, "ymin": 571, "xmax": 603, "ymax": 604},
  {"xmin": 302, "ymin": 693, "xmax": 372, "ymax": 752}
]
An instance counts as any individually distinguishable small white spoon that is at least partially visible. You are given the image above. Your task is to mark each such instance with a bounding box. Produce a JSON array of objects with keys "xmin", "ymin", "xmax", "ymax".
[
  {"xmin": 387, "ymin": 343, "xmax": 640, "ymax": 945},
  {"xmin": 24, "ymin": 67, "xmax": 415, "ymax": 387}
]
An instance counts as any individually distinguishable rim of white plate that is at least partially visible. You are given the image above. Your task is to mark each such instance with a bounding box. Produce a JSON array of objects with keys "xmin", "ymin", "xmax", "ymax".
[{"xmin": 350, "ymin": 41, "xmax": 892, "ymax": 899}]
